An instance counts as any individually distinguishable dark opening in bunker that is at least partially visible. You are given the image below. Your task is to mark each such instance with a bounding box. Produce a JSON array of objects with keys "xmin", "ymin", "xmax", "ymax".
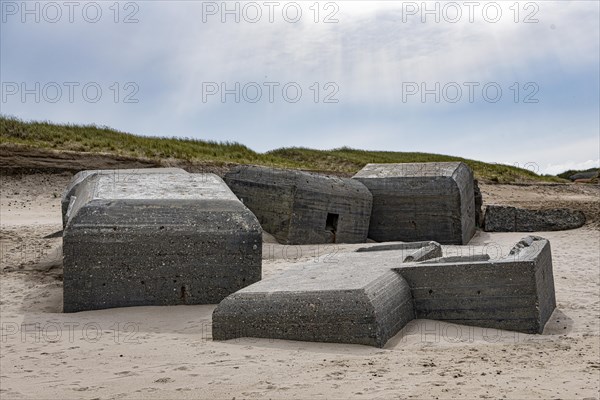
[{"xmin": 326, "ymin": 213, "xmax": 339, "ymax": 236}]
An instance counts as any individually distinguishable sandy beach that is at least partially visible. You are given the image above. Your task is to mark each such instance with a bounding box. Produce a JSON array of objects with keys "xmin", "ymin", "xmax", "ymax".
[{"xmin": 1, "ymin": 173, "xmax": 599, "ymax": 399}]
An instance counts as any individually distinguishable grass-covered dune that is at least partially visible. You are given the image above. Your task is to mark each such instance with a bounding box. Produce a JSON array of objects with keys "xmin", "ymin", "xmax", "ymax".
[{"xmin": 1, "ymin": 115, "xmax": 564, "ymax": 183}]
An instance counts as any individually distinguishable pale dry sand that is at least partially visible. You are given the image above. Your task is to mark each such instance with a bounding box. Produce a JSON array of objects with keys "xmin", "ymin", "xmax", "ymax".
[{"xmin": 1, "ymin": 174, "xmax": 599, "ymax": 399}]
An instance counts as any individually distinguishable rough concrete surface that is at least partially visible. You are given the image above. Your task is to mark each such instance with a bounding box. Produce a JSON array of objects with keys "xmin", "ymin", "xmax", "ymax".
[
  {"xmin": 484, "ymin": 205, "xmax": 586, "ymax": 232},
  {"xmin": 212, "ymin": 251, "xmax": 415, "ymax": 347},
  {"xmin": 353, "ymin": 162, "xmax": 476, "ymax": 245},
  {"xmin": 213, "ymin": 236, "xmax": 555, "ymax": 346},
  {"xmin": 397, "ymin": 236, "xmax": 555, "ymax": 333},
  {"xmin": 61, "ymin": 167, "xmax": 187, "ymax": 227},
  {"xmin": 224, "ymin": 165, "xmax": 372, "ymax": 245},
  {"xmin": 62, "ymin": 172, "xmax": 262, "ymax": 312}
]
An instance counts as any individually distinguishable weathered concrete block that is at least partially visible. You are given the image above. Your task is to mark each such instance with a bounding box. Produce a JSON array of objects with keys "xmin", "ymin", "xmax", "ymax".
[
  {"xmin": 212, "ymin": 254, "xmax": 415, "ymax": 347},
  {"xmin": 62, "ymin": 168, "xmax": 187, "ymax": 227},
  {"xmin": 353, "ymin": 162, "xmax": 476, "ymax": 244},
  {"xmin": 224, "ymin": 165, "xmax": 372, "ymax": 245},
  {"xmin": 213, "ymin": 236, "xmax": 556, "ymax": 346},
  {"xmin": 63, "ymin": 172, "xmax": 262, "ymax": 312},
  {"xmin": 484, "ymin": 205, "xmax": 586, "ymax": 232},
  {"xmin": 396, "ymin": 236, "xmax": 555, "ymax": 333}
]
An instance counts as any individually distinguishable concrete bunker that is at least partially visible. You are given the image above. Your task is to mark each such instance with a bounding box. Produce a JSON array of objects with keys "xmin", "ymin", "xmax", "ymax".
[
  {"xmin": 353, "ymin": 162, "xmax": 476, "ymax": 245},
  {"xmin": 224, "ymin": 165, "xmax": 373, "ymax": 245},
  {"xmin": 213, "ymin": 236, "xmax": 556, "ymax": 347},
  {"xmin": 62, "ymin": 170, "xmax": 262, "ymax": 313}
]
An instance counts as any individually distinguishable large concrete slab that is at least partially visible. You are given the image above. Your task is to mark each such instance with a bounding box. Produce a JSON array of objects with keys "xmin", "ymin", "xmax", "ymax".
[
  {"xmin": 63, "ymin": 172, "xmax": 262, "ymax": 312},
  {"xmin": 212, "ymin": 252, "xmax": 415, "ymax": 347},
  {"xmin": 353, "ymin": 162, "xmax": 476, "ymax": 244},
  {"xmin": 62, "ymin": 167, "xmax": 187, "ymax": 227},
  {"xmin": 213, "ymin": 236, "xmax": 556, "ymax": 346},
  {"xmin": 224, "ymin": 165, "xmax": 372, "ymax": 245}
]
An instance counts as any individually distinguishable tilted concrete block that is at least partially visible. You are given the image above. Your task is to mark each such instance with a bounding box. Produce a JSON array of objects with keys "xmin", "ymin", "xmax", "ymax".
[
  {"xmin": 63, "ymin": 172, "xmax": 262, "ymax": 312},
  {"xmin": 62, "ymin": 168, "xmax": 187, "ymax": 227},
  {"xmin": 224, "ymin": 165, "xmax": 373, "ymax": 245},
  {"xmin": 212, "ymin": 251, "xmax": 415, "ymax": 347},
  {"xmin": 353, "ymin": 162, "xmax": 476, "ymax": 244},
  {"xmin": 395, "ymin": 236, "xmax": 556, "ymax": 333}
]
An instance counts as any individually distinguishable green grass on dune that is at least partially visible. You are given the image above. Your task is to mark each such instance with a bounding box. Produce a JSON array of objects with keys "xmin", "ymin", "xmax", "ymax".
[
  {"xmin": 0, "ymin": 115, "xmax": 564, "ymax": 183},
  {"xmin": 266, "ymin": 147, "xmax": 560, "ymax": 183},
  {"xmin": 0, "ymin": 115, "xmax": 272, "ymax": 164}
]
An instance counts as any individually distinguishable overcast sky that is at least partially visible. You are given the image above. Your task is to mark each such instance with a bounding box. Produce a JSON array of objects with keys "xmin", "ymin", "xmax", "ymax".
[{"xmin": 1, "ymin": 1, "xmax": 599, "ymax": 174}]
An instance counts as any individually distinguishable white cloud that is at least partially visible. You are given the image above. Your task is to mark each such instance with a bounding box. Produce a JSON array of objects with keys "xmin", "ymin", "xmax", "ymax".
[
  {"xmin": 1, "ymin": 1, "xmax": 598, "ymax": 172},
  {"xmin": 142, "ymin": 1, "xmax": 599, "ymax": 110}
]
